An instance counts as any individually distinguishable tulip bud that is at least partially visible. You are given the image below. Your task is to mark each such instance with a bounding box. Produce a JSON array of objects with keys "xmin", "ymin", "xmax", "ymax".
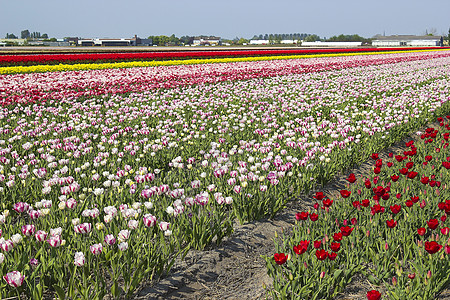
[
  {"xmin": 385, "ymin": 242, "xmax": 389, "ymax": 250},
  {"xmin": 408, "ymin": 273, "xmax": 415, "ymax": 279},
  {"xmin": 445, "ymin": 245, "xmax": 450, "ymax": 254},
  {"xmin": 289, "ymin": 272, "xmax": 294, "ymax": 281},
  {"xmin": 320, "ymin": 271, "xmax": 325, "ymax": 279},
  {"xmin": 392, "ymin": 276, "xmax": 397, "ymax": 286},
  {"xmin": 427, "ymin": 270, "xmax": 432, "ymax": 279}
]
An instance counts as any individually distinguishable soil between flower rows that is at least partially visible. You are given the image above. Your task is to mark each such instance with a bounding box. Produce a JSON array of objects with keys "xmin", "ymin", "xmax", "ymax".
[{"xmin": 133, "ymin": 122, "xmax": 450, "ymax": 300}]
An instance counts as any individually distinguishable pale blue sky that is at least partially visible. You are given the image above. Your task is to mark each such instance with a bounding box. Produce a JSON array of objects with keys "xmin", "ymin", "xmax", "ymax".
[{"xmin": 1, "ymin": 0, "xmax": 449, "ymax": 39}]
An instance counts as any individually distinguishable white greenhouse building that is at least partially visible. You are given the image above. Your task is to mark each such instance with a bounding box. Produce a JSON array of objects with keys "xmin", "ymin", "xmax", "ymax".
[{"xmin": 372, "ymin": 35, "xmax": 442, "ymax": 47}]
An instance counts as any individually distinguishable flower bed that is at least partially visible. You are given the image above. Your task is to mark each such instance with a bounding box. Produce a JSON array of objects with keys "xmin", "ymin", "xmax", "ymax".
[
  {"xmin": 266, "ymin": 119, "xmax": 450, "ymax": 299},
  {"xmin": 0, "ymin": 51, "xmax": 449, "ymax": 298},
  {"xmin": 1, "ymin": 50, "xmax": 450, "ymax": 106},
  {"xmin": 0, "ymin": 47, "xmax": 446, "ymax": 67},
  {"xmin": 1, "ymin": 49, "xmax": 449, "ymax": 75}
]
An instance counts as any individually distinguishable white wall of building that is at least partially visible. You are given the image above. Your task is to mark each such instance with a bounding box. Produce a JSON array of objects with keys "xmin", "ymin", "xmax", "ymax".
[{"xmin": 301, "ymin": 41, "xmax": 362, "ymax": 47}]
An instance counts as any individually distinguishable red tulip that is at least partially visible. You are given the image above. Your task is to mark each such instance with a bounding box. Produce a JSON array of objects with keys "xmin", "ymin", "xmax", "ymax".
[
  {"xmin": 407, "ymin": 171, "xmax": 418, "ymax": 179},
  {"xmin": 295, "ymin": 212, "xmax": 308, "ymax": 221},
  {"xmin": 405, "ymin": 200, "xmax": 414, "ymax": 207},
  {"xmin": 425, "ymin": 155, "xmax": 433, "ymax": 161},
  {"xmin": 293, "ymin": 240, "xmax": 309, "ymax": 255},
  {"xmin": 375, "ymin": 159, "xmax": 383, "ymax": 168},
  {"xmin": 390, "ymin": 204, "xmax": 401, "ymax": 214},
  {"xmin": 417, "ymin": 227, "xmax": 426, "ymax": 236},
  {"xmin": 309, "ymin": 213, "xmax": 318, "ymax": 221},
  {"xmin": 330, "ymin": 242, "xmax": 341, "ymax": 252},
  {"xmin": 420, "ymin": 176, "xmax": 429, "ymax": 185},
  {"xmin": 352, "ymin": 201, "xmax": 361, "ymax": 208},
  {"xmin": 390, "ymin": 174, "xmax": 399, "ymax": 182},
  {"xmin": 367, "ymin": 290, "xmax": 381, "ymax": 300},
  {"xmin": 371, "ymin": 153, "xmax": 379, "ymax": 160},
  {"xmin": 386, "ymin": 219, "xmax": 397, "ymax": 228},
  {"xmin": 440, "ymin": 227, "xmax": 449, "ymax": 235},
  {"xmin": 395, "ymin": 155, "xmax": 404, "ymax": 162},
  {"xmin": 340, "ymin": 190, "xmax": 351, "ymax": 198},
  {"xmin": 340, "ymin": 226, "xmax": 354, "ymax": 236},
  {"xmin": 313, "ymin": 240, "xmax": 322, "ymax": 249},
  {"xmin": 322, "ymin": 198, "xmax": 333, "ymax": 208},
  {"xmin": 315, "ymin": 249, "xmax": 328, "ymax": 260},
  {"xmin": 425, "ymin": 241, "xmax": 442, "ymax": 254},
  {"xmin": 346, "ymin": 173, "xmax": 356, "ymax": 183},
  {"xmin": 328, "ymin": 252, "xmax": 337, "ymax": 260},
  {"xmin": 427, "ymin": 219, "xmax": 439, "ymax": 230},
  {"xmin": 405, "ymin": 162, "xmax": 414, "ymax": 169},
  {"xmin": 274, "ymin": 253, "xmax": 287, "ymax": 265},
  {"xmin": 373, "ymin": 186, "xmax": 385, "ymax": 196},
  {"xmin": 362, "ymin": 199, "xmax": 370, "ymax": 207},
  {"xmin": 399, "ymin": 168, "xmax": 408, "ymax": 175},
  {"xmin": 333, "ymin": 232, "xmax": 343, "ymax": 242},
  {"xmin": 387, "ymin": 162, "xmax": 393, "ymax": 167},
  {"xmin": 314, "ymin": 192, "xmax": 325, "ymax": 200}
]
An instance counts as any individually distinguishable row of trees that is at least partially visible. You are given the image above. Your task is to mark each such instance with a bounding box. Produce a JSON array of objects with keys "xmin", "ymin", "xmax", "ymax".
[
  {"xmin": 147, "ymin": 35, "xmax": 249, "ymax": 46},
  {"xmin": 4, "ymin": 30, "xmax": 49, "ymax": 40}
]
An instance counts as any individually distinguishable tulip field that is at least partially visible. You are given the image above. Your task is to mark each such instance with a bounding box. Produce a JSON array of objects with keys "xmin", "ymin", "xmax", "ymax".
[{"xmin": 1, "ymin": 48, "xmax": 450, "ymax": 299}]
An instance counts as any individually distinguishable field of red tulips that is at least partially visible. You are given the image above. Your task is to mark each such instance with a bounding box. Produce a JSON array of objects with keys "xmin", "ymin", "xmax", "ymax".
[
  {"xmin": 267, "ymin": 118, "xmax": 450, "ymax": 299},
  {"xmin": 0, "ymin": 49, "xmax": 450, "ymax": 299},
  {"xmin": 0, "ymin": 47, "xmax": 446, "ymax": 67}
]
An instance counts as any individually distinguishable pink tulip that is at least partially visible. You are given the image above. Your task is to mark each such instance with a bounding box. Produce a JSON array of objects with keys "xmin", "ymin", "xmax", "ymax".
[
  {"xmin": 104, "ymin": 234, "xmax": 116, "ymax": 246},
  {"xmin": 3, "ymin": 271, "xmax": 25, "ymax": 287},
  {"xmin": 21, "ymin": 224, "xmax": 36, "ymax": 237},
  {"xmin": 35, "ymin": 230, "xmax": 48, "ymax": 242},
  {"xmin": 159, "ymin": 222, "xmax": 170, "ymax": 231},
  {"xmin": 13, "ymin": 202, "xmax": 29, "ymax": 213},
  {"xmin": 74, "ymin": 252, "xmax": 86, "ymax": 266},
  {"xmin": 0, "ymin": 240, "xmax": 14, "ymax": 252},
  {"xmin": 90, "ymin": 243, "xmax": 103, "ymax": 255},
  {"xmin": 47, "ymin": 235, "xmax": 62, "ymax": 247},
  {"xmin": 74, "ymin": 223, "xmax": 92, "ymax": 234}
]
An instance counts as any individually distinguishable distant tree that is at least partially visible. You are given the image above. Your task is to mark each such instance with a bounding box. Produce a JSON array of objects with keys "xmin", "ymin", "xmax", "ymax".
[
  {"xmin": 21, "ymin": 29, "xmax": 30, "ymax": 39},
  {"xmin": 30, "ymin": 32, "xmax": 41, "ymax": 39},
  {"xmin": 274, "ymin": 35, "xmax": 282, "ymax": 44},
  {"xmin": 304, "ymin": 34, "xmax": 320, "ymax": 42},
  {"xmin": 169, "ymin": 34, "xmax": 180, "ymax": 45},
  {"xmin": 49, "ymin": 38, "xmax": 57, "ymax": 42},
  {"xmin": 448, "ymin": 28, "xmax": 450, "ymax": 46},
  {"xmin": 237, "ymin": 37, "xmax": 249, "ymax": 45},
  {"xmin": 5, "ymin": 33, "xmax": 17, "ymax": 39},
  {"xmin": 325, "ymin": 34, "xmax": 370, "ymax": 44},
  {"xmin": 180, "ymin": 36, "xmax": 194, "ymax": 45},
  {"xmin": 42, "ymin": 33, "xmax": 48, "ymax": 39}
]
